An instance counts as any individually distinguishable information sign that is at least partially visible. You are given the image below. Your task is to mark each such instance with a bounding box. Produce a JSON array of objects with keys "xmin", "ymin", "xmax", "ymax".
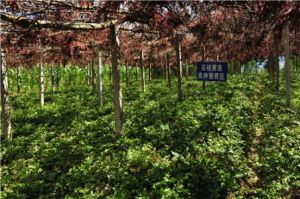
[{"xmin": 197, "ymin": 62, "xmax": 228, "ymax": 81}]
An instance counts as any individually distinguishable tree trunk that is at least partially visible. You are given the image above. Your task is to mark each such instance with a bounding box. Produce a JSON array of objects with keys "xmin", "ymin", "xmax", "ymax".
[
  {"xmin": 237, "ymin": 61, "xmax": 241, "ymax": 74},
  {"xmin": 228, "ymin": 61, "xmax": 232, "ymax": 74},
  {"xmin": 231, "ymin": 61, "xmax": 235, "ymax": 74},
  {"xmin": 125, "ymin": 61, "xmax": 129, "ymax": 86},
  {"xmin": 148, "ymin": 61, "xmax": 152, "ymax": 81},
  {"xmin": 185, "ymin": 59, "xmax": 189, "ymax": 80},
  {"xmin": 176, "ymin": 34, "xmax": 183, "ymax": 101},
  {"xmin": 298, "ymin": 56, "xmax": 300, "ymax": 76},
  {"xmin": 97, "ymin": 50, "xmax": 104, "ymax": 107},
  {"xmin": 268, "ymin": 49, "xmax": 275, "ymax": 82},
  {"xmin": 164, "ymin": 59, "xmax": 168, "ymax": 80},
  {"xmin": 283, "ymin": 23, "xmax": 291, "ymax": 108},
  {"xmin": 274, "ymin": 37, "xmax": 280, "ymax": 91},
  {"xmin": 201, "ymin": 45, "xmax": 206, "ymax": 89},
  {"xmin": 110, "ymin": 64, "xmax": 113, "ymax": 83},
  {"xmin": 110, "ymin": 25, "xmax": 122, "ymax": 134},
  {"xmin": 57, "ymin": 64, "xmax": 62, "ymax": 91},
  {"xmin": 1, "ymin": 51, "xmax": 12, "ymax": 141},
  {"xmin": 167, "ymin": 53, "xmax": 171, "ymax": 87},
  {"xmin": 39, "ymin": 63, "xmax": 45, "ymax": 107},
  {"xmin": 91, "ymin": 61, "xmax": 96, "ymax": 91},
  {"xmin": 50, "ymin": 63, "xmax": 56, "ymax": 93},
  {"xmin": 16, "ymin": 65, "xmax": 21, "ymax": 94},
  {"xmin": 87, "ymin": 63, "xmax": 91, "ymax": 86},
  {"xmin": 135, "ymin": 65, "xmax": 138, "ymax": 81},
  {"xmin": 299, "ymin": 57, "xmax": 300, "ymax": 76},
  {"xmin": 140, "ymin": 50, "xmax": 145, "ymax": 92},
  {"xmin": 235, "ymin": 61, "xmax": 238, "ymax": 74}
]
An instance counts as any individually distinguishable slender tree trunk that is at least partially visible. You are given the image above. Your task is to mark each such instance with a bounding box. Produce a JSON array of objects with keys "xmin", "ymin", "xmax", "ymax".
[
  {"xmin": 110, "ymin": 25, "xmax": 122, "ymax": 134},
  {"xmin": 268, "ymin": 49, "xmax": 275, "ymax": 82},
  {"xmin": 1, "ymin": 51, "xmax": 12, "ymax": 141},
  {"xmin": 110, "ymin": 64, "xmax": 113, "ymax": 83},
  {"xmin": 164, "ymin": 59, "xmax": 168, "ymax": 80},
  {"xmin": 125, "ymin": 61, "xmax": 129, "ymax": 86},
  {"xmin": 283, "ymin": 23, "xmax": 291, "ymax": 108},
  {"xmin": 185, "ymin": 59, "xmax": 189, "ymax": 80},
  {"xmin": 234, "ymin": 61, "xmax": 239, "ymax": 74},
  {"xmin": 232, "ymin": 61, "xmax": 235, "ymax": 74},
  {"xmin": 50, "ymin": 63, "xmax": 56, "ymax": 93},
  {"xmin": 87, "ymin": 63, "xmax": 91, "ymax": 86},
  {"xmin": 97, "ymin": 50, "xmax": 104, "ymax": 107},
  {"xmin": 57, "ymin": 64, "xmax": 62, "ymax": 91},
  {"xmin": 201, "ymin": 45, "xmax": 206, "ymax": 89},
  {"xmin": 176, "ymin": 34, "xmax": 183, "ymax": 101},
  {"xmin": 267, "ymin": 58, "xmax": 270, "ymax": 75},
  {"xmin": 140, "ymin": 50, "xmax": 145, "ymax": 92},
  {"xmin": 91, "ymin": 61, "xmax": 96, "ymax": 91},
  {"xmin": 297, "ymin": 56, "xmax": 300, "ymax": 77},
  {"xmin": 237, "ymin": 61, "xmax": 241, "ymax": 74},
  {"xmin": 274, "ymin": 37, "xmax": 280, "ymax": 91},
  {"xmin": 148, "ymin": 50, "xmax": 154, "ymax": 81},
  {"xmin": 234, "ymin": 61, "xmax": 236, "ymax": 74},
  {"xmin": 295, "ymin": 56, "xmax": 299, "ymax": 73},
  {"xmin": 216, "ymin": 55, "xmax": 220, "ymax": 84},
  {"xmin": 298, "ymin": 57, "xmax": 300, "ymax": 76},
  {"xmin": 298, "ymin": 56, "xmax": 300, "ymax": 76},
  {"xmin": 271, "ymin": 51, "xmax": 275, "ymax": 82},
  {"xmin": 16, "ymin": 65, "xmax": 21, "ymax": 94},
  {"xmin": 135, "ymin": 65, "xmax": 138, "ymax": 81},
  {"xmin": 148, "ymin": 61, "xmax": 152, "ymax": 81},
  {"xmin": 167, "ymin": 53, "xmax": 171, "ymax": 87},
  {"xmin": 233, "ymin": 61, "xmax": 236, "ymax": 74},
  {"xmin": 39, "ymin": 63, "xmax": 45, "ymax": 107}
]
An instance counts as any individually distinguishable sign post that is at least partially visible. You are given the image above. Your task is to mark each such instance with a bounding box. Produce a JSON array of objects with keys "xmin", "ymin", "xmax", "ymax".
[{"xmin": 197, "ymin": 62, "xmax": 228, "ymax": 82}]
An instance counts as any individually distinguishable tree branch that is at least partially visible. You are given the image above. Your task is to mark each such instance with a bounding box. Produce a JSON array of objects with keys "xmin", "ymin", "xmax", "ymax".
[{"xmin": 0, "ymin": 12, "xmax": 117, "ymax": 31}]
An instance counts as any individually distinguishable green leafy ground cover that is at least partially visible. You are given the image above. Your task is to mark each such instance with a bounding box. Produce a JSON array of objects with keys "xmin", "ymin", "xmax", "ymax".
[{"xmin": 1, "ymin": 69, "xmax": 300, "ymax": 198}]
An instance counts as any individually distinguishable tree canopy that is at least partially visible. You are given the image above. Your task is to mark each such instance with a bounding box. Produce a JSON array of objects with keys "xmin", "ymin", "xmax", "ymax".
[{"xmin": 1, "ymin": 1, "xmax": 299, "ymax": 67}]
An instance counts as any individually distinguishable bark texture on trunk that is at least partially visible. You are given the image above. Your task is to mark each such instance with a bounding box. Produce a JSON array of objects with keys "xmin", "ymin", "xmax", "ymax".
[
  {"xmin": 16, "ymin": 65, "xmax": 21, "ymax": 94},
  {"xmin": 164, "ymin": 59, "xmax": 168, "ymax": 80},
  {"xmin": 39, "ymin": 63, "xmax": 45, "ymax": 107},
  {"xmin": 50, "ymin": 63, "xmax": 56, "ymax": 93},
  {"xmin": 87, "ymin": 63, "xmax": 91, "ymax": 86},
  {"xmin": 283, "ymin": 23, "xmax": 291, "ymax": 108},
  {"xmin": 274, "ymin": 37, "xmax": 280, "ymax": 91},
  {"xmin": 91, "ymin": 61, "xmax": 96, "ymax": 91},
  {"xmin": 1, "ymin": 51, "xmax": 12, "ymax": 141},
  {"xmin": 185, "ymin": 59, "xmax": 189, "ymax": 80},
  {"xmin": 176, "ymin": 34, "xmax": 183, "ymax": 101},
  {"xmin": 135, "ymin": 65, "xmax": 138, "ymax": 81},
  {"xmin": 268, "ymin": 49, "xmax": 275, "ymax": 82},
  {"xmin": 125, "ymin": 62, "xmax": 129, "ymax": 86},
  {"xmin": 167, "ymin": 53, "xmax": 171, "ymax": 87},
  {"xmin": 110, "ymin": 25, "xmax": 122, "ymax": 134},
  {"xmin": 148, "ymin": 62, "xmax": 152, "ymax": 81},
  {"xmin": 97, "ymin": 51, "xmax": 104, "ymax": 107},
  {"xmin": 201, "ymin": 45, "xmax": 206, "ymax": 89},
  {"xmin": 140, "ymin": 50, "xmax": 145, "ymax": 92}
]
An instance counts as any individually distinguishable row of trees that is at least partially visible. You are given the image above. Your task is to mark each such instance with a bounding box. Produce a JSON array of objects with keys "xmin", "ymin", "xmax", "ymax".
[{"xmin": 1, "ymin": 1, "xmax": 299, "ymax": 139}]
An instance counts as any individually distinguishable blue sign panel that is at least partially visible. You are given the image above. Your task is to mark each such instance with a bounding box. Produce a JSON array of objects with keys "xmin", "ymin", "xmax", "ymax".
[{"xmin": 197, "ymin": 62, "xmax": 228, "ymax": 81}]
